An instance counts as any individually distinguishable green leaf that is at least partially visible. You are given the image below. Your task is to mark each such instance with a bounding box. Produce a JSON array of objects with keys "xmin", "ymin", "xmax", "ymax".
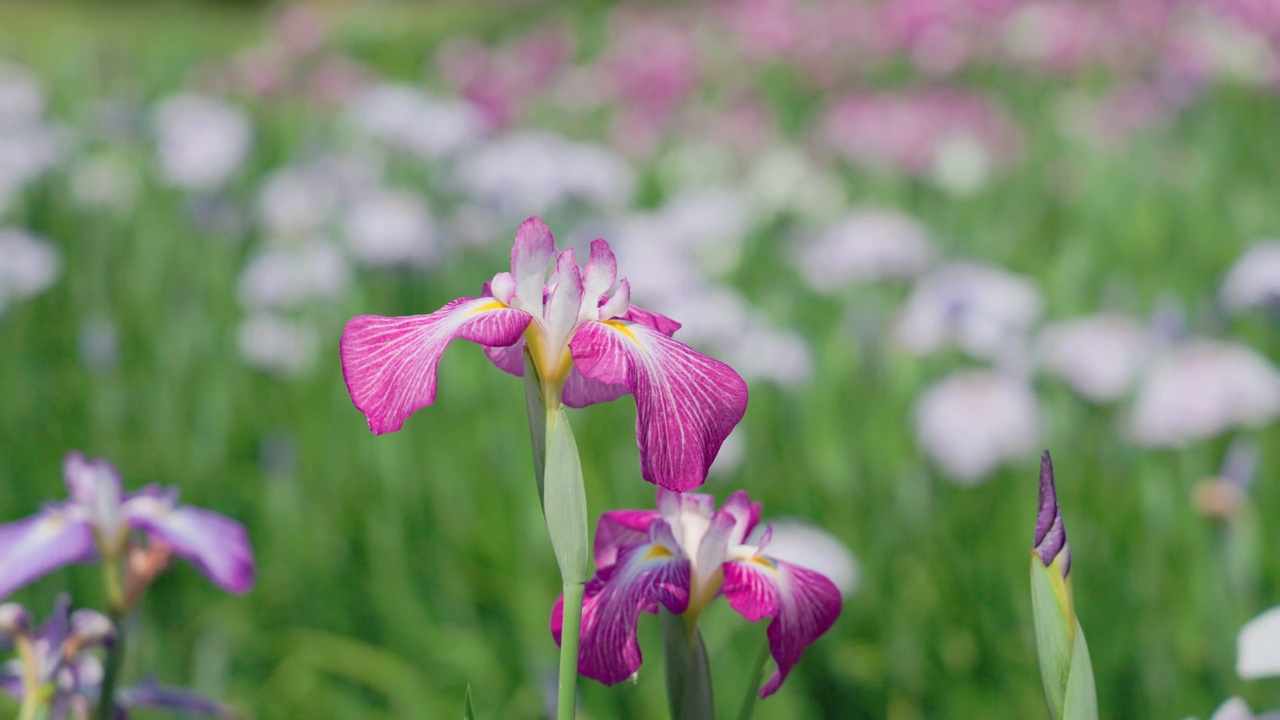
[
  {"xmin": 1062, "ymin": 623, "xmax": 1098, "ymax": 720},
  {"xmin": 463, "ymin": 684, "xmax": 477, "ymax": 720},
  {"xmin": 1030, "ymin": 557, "xmax": 1073, "ymax": 720},
  {"xmin": 543, "ymin": 406, "xmax": 589, "ymax": 584},
  {"xmin": 661, "ymin": 609, "xmax": 715, "ymax": 720},
  {"xmin": 522, "ymin": 352, "xmax": 548, "ymax": 505}
]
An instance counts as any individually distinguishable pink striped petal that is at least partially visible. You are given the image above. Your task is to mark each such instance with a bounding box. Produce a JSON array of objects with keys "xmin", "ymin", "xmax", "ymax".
[
  {"xmin": 511, "ymin": 216, "xmax": 556, "ymax": 306},
  {"xmin": 0, "ymin": 509, "xmax": 96, "ymax": 600},
  {"xmin": 483, "ymin": 340, "xmax": 526, "ymax": 377},
  {"xmin": 561, "ymin": 367, "xmax": 629, "ymax": 408},
  {"xmin": 124, "ymin": 498, "xmax": 255, "ymax": 594},
  {"xmin": 551, "ymin": 528, "xmax": 691, "ymax": 685},
  {"xmin": 581, "ymin": 239, "xmax": 618, "ymax": 309},
  {"xmin": 340, "ymin": 297, "xmax": 532, "ymax": 434},
  {"xmin": 621, "ymin": 303, "xmax": 681, "ymax": 336},
  {"xmin": 721, "ymin": 490, "xmax": 762, "ymax": 547},
  {"xmin": 722, "ymin": 556, "xmax": 842, "ymax": 697},
  {"xmin": 593, "ymin": 510, "xmax": 660, "ymax": 569},
  {"xmin": 569, "ymin": 320, "xmax": 748, "ymax": 491},
  {"xmin": 546, "ymin": 249, "xmax": 584, "ymax": 343}
]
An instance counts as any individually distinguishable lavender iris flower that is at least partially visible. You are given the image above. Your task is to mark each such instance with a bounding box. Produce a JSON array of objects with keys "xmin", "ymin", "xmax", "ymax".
[
  {"xmin": 0, "ymin": 596, "xmax": 235, "ymax": 719},
  {"xmin": 339, "ymin": 215, "xmax": 748, "ymax": 492},
  {"xmin": 549, "ymin": 489, "xmax": 842, "ymax": 697},
  {"xmin": 0, "ymin": 452, "xmax": 254, "ymax": 601}
]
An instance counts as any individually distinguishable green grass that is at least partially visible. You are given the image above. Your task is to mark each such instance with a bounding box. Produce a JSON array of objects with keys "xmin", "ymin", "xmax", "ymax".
[{"xmin": 2, "ymin": 4, "xmax": 1280, "ymax": 719}]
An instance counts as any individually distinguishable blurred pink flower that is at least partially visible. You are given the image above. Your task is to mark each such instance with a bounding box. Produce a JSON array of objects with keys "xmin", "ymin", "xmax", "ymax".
[
  {"xmin": 1221, "ymin": 239, "xmax": 1280, "ymax": 312},
  {"xmin": 915, "ymin": 369, "xmax": 1040, "ymax": 484}
]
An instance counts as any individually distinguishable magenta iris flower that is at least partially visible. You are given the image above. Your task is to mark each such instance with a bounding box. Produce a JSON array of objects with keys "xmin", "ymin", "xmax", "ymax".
[
  {"xmin": 550, "ymin": 489, "xmax": 842, "ymax": 697},
  {"xmin": 340, "ymin": 216, "xmax": 748, "ymax": 492},
  {"xmin": 0, "ymin": 453, "xmax": 255, "ymax": 600}
]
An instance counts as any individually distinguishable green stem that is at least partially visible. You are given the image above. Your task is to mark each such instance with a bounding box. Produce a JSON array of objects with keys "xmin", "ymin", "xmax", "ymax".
[
  {"xmin": 15, "ymin": 634, "xmax": 42, "ymax": 720},
  {"xmin": 95, "ymin": 614, "xmax": 125, "ymax": 720},
  {"xmin": 735, "ymin": 639, "xmax": 771, "ymax": 720},
  {"xmin": 556, "ymin": 581, "xmax": 585, "ymax": 720},
  {"xmin": 660, "ymin": 609, "xmax": 714, "ymax": 720}
]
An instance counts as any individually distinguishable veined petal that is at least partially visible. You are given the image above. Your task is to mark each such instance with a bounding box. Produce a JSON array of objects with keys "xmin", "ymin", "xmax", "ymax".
[
  {"xmin": 598, "ymin": 279, "xmax": 631, "ymax": 321},
  {"xmin": 721, "ymin": 490, "xmax": 762, "ymax": 547},
  {"xmin": 621, "ymin": 304, "xmax": 681, "ymax": 336},
  {"xmin": 511, "ymin": 216, "xmax": 555, "ymax": 308},
  {"xmin": 593, "ymin": 510, "xmax": 661, "ymax": 570},
  {"xmin": 123, "ymin": 499, "xmax": 255, "ymax": 594},
  {"xmin": 561, "ymin": 366, "xmax": 629, "ymax": 408},
  {"xmin": 340, "ymin": 297, "xmax": 532, "ymax": 434},
  {"xmin": 570, "ymin": 321, "xmax": 748, "ymax": 491},
  {"xmin": 581, "ymin": 239, "xmax": 618, "ymax": 313},
  {"xmin": 62, "ymin": 452, "xmax": 125, "ymax": 543},
  {"xmin": 546, "ymin": 249, "xmax": 584, "ymax": 345},
  {"xmin": 551, "ymin": 532, "xmax": 691, "ymax": 685},
  {"xmin": 484, "ymin": 340, "xmax": 526, "ymax": 378},
  {"xmin": 0, "ymin": 509, "xmax": 96, "ymax": 600},
  {"xmin": 722, "ymin": 556, "xmax": 842, "ymax": 697}
]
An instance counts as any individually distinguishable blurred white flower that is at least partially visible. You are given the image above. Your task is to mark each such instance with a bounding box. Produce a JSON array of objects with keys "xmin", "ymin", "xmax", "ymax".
[
  {"xmin": 931, "ymin": 134, "xmax": 991, "ymax": 196},
  {"xmin": 1221, "ymin": 240, "xmax": 1280, "ymax": 312},
  {"xmin": 1127, "ymin": 339, "xmax": 1280, "ymax": 448},
  {"xmin": 153, "ymin": 94, "xmax": 252, "ymax": 191},
  {"xmin": 236, "ymin": 313, "xmax": 319, "ymax": 374},
  {"xmin": 763, "ymin": 519, "xmax": 859, "ymax": 597},
  {"xmin": 78, "ymin": 317, "xmax": 119, "ymax": 374},
  {"xmin": 1207, "ymin": 698, "xmax": 1258, "ymax": 720},
  {"xmin": 69, "ymin": 154, "xmax": 140, "ymax": 213},
  {"xmin": 237, "ymin": 239, "xmax": 350, "ymax": 310},
  {"xmin": 798, "ymin": 207, "xmax": 937, "ymax": 292},
  {"xmin": 655, "ymin": 187, "xmax": 751, "ymax": 275},
  {"xmin": 1238, "ymin": 606, "xmax": 1280, "ymax": 680},
  {"xmin": 721, "ymin": 322, "xmax": 813, "ymax": 387},
  {"xmin": 257, "ymin": 155, "xmax": 383, "ymax": 238},
  {"xmin": 454, "ymin": 131, "xmax": 634, "ymax": 222},
  {"xmin": 894, "ymin": 262, "xmax": 1043, "ymax": 362},
  {"xmin": 345, "ymin": 84, "xmax": 483, "ymax": 161},
  {"xmin": 343, "ymin": 189, "xmax": 440, "ymax": 268},
  {"xmin": 0, "ymin": 229, "xmax": 60, "ymax": 317},
  {"xmin": 1036, "ymin": 314, "xmax": 1149, "ymax": 403},
  {"xmin": 915, "ymin": 370, "xmax": 1041, "ymax": 484},
  {"xmin": 744, "ymin": 145, "xmax": 846, "ymax": 222},
  {"xmin": 0, "ymin": 61, "xmax": 45, "ymax": 126}
]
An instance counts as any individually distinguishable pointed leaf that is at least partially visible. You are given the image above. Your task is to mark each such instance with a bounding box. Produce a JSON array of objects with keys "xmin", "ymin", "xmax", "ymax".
[
  {"xmin": 1062, "ymin": 622, "xmax": 1098, "ymax": 720},
  {"xmin": 544, "ymin": 407, "xmax": 589, "ymax": 584},
  {"xmin": 463, "ymin": 684, "xmax": 477, "ymax": 720},
  {"xmin": 1030, "ymin": 556, "xmax": 1073, "ymax": 720},
  {"xmin": 522, "ymin": 352, "xmax": 548, "ymax": 503}
]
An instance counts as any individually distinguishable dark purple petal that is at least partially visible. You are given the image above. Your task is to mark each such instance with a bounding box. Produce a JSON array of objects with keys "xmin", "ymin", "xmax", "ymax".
[
  {"xmin": 0, "ymin": 509, "xmax": 96, "ymax": 600},
  {"xmin": 569, "ymin": 320, "xmax": 748, "ymax": 492},
  {"xmin": 722, "ymin": 557, "xmax": 842, "ymax": 697},
  {"xmin": 123, "ymin": 503, "xmax": 255, "ymax": 594},
  {"xmin": 117, "ymin": 678, "xmax": 236, "ymax": 718},
  {"xmin": 340, "ymin": 297, "xmax": 532, "ymax": 434},
  {"xmin": 551, "ymin": 522, "xmax": 690, "ymax": 685},
  {"xmin": 511, "ymin": 216, "xmax": 556, "ymax": 305},
  {"xmin": 1033, "ymin": 450, "xmax": 1070, "ymax": 576},
  {"xmin": 593, "ymin": 510, "xmax": 660, "ymax": 570}
]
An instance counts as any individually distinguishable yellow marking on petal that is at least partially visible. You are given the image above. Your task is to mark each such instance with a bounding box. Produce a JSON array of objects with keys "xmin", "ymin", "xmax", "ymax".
[
  {"xmin": 469, "ymin": 300, "xmax": 507, "ymax": 314},
  {"xmin": 644, "ymin": 545, "xmax": 674, "ymax": 561},
  {"xmin": 602, "ymin": 319, "xmax": 639, "ymax": 343},
  {"xmin": 750, "ymin": 556, "xmax": 776, "ymax": 570},
  {"xmin": 1047, "ymin": 553, "xmax": 1076, "ymax": 642}
]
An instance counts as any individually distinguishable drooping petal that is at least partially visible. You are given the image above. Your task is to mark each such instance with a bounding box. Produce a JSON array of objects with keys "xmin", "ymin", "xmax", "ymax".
[
  {"xmin": 123, "ymin": 498, "xmax": 255, "ymax": 594},
  {"xmin": 1238, "ymin": 606, "xmax": 1280, "ymax": 679},
  {"xmin": 483, "ymin": 340, "xmax": 527, "ymax": 377},
  {"xmin": 620, "ymin": 303, "xmax": 681, "ymax": 336},
  {"xmin": 593, "ymin": 510, "xmax": 660, "ymax": 569},
  {"xmin": 722, "ymin": 556, "xmax": 842, "ymax": 697},
  {"xmin": 581, "ymin": 239, "xmax": 618, "ymax": 312},
  {"xmin": 62, "ymin": 452, "xmax": 125, "ymax": 543},
  {"xmin": 511, "ymin": 216, "xmax": 556, "ymax": 308},
  {"xmin": 0, "ymin": 509, "xmax": 96, "ymax": 600},
  {"xmin": 340, "ymin": 297, "xmax": 532, "ymax": 434},
  {"xmin": 570, "ymin": 320, "xmax": 748, "ymax": 491},
  {"xmin": 561, "ymin": 366, "xmax": 629, "ymax": 408},
  {"xmin": 551, "ymin": 522, "xmax": 690, "ymax": 685},
  {"xmin": 118, "ymin": 678, "xmax": 236, "ymax": 718}
]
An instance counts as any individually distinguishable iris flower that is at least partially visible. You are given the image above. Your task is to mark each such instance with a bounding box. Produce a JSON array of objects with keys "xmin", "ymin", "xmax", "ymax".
[
  {"xmin": 340, "ymin": 216, "xmax": 748, "ymax": 492},
  {"xmin": 0, "ymin": 452, "xmax": 255, "ymax": 601},
  {"xmin": 549, "ymin": 489, "xmax": 842, "ymax": 697}
]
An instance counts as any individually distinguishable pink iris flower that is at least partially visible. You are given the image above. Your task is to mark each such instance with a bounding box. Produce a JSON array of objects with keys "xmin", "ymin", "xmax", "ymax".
[
  {"xmin": 340, "ymin": 216, "xmax": 748, "ymax": 492},
  {"xmin": 550, "ymin": 489, "xmax": 842, "ymax": 697}
]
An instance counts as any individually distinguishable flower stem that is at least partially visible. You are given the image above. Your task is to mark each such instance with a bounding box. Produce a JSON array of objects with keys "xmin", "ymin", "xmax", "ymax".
[
  {"xmin": 660, "ymin": 609, "xmax": 714, "ymax": 720},
  {"xmin": 95, "ymin": 613, "xmax": 124, "ymax": 720},
  {"xmin": 556, "ymin": 581, "xmax": 585, "ymax": 720},
  {"xmin": 735, "ymin": 639, "xmax": 771, "ymax": 720},
  {"xmin": 15, "ymin": 635, "xmax": 43, "ymax": 720}
]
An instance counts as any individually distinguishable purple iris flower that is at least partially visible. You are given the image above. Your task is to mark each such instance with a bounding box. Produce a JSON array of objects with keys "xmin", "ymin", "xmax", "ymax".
[
  {"xmin": 550, "ymin": 489, "xmax": 842, "ymax": 697},
  {"xmin": 0, "ymin": 452, "xmax": 255, "ymax": 601},
  {"xmin": 340, "ymin": 215, "xmax": 749, "ymax": 492},
  {"xmin": 0, "ymin": 596, "xmax": 235, "ymax": 719}
]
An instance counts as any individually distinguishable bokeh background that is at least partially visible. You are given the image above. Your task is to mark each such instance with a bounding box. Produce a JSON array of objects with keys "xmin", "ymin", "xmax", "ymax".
[{"xmin": 2, "ymin": 1, "xmax": 1280, "ymax": 717}]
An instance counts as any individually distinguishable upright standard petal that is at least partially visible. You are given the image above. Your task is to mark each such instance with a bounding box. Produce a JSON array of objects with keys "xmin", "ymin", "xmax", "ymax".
[
  {"xmin": 62, "ymin": 452, "xmax": 125, "ymax": 544},
  {"xmin": 569, "ymin": 320, "xmax": 748, "ymax": 491},
  {"xmin": 123, "ymin": 497, "xmax": 255, "ymax": 594},
  {"xmin": 551, "ymin": 523, "xmax": 691, "ymax": 686},
  {"xmin": 511, "ymin": 216, "xmax": 556, "ymax": 306},
  {"xmin": 340, "ymin": 297, "xmax": 531, "ymax": 434},
  {"xmin": 722, "ymin": 556, "xmax": 842, "ymax": 697},
  {"xmin": 0, "ymin": 510, "xmax": 96, "ymax": 600}
]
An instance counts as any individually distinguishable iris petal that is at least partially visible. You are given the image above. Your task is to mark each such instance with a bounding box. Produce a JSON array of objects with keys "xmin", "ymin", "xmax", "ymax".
[
  {"xmin": 0, "ymin": 509, "xmax": 96, "ymax": 600},
  {"xmin": 511, "ymin": 216, "xmax": 556, "ymax": 307},
  {"xmin": 124, "ymin": 500, "xmax": 255, "ymax": 594},
  {"xmin": 340, "ymin": 297, "xmax": 532, "ymax": 434},
  {"xmin": 569, "ymin": 320, "xmax": 748, "ymax": 491},
  {"xmin": 592, "ymin": 510, "xmax": 660, "ymax": 570},
  {"xmin": 722, "ymin": 556, "xmax": 842, "ymax": 697}
]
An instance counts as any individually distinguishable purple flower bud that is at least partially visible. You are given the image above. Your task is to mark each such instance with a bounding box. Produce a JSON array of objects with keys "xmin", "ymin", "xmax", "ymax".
[{"xmin": 1033, "ymin": 450, "xmax": 1071, "ymax": 577}]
